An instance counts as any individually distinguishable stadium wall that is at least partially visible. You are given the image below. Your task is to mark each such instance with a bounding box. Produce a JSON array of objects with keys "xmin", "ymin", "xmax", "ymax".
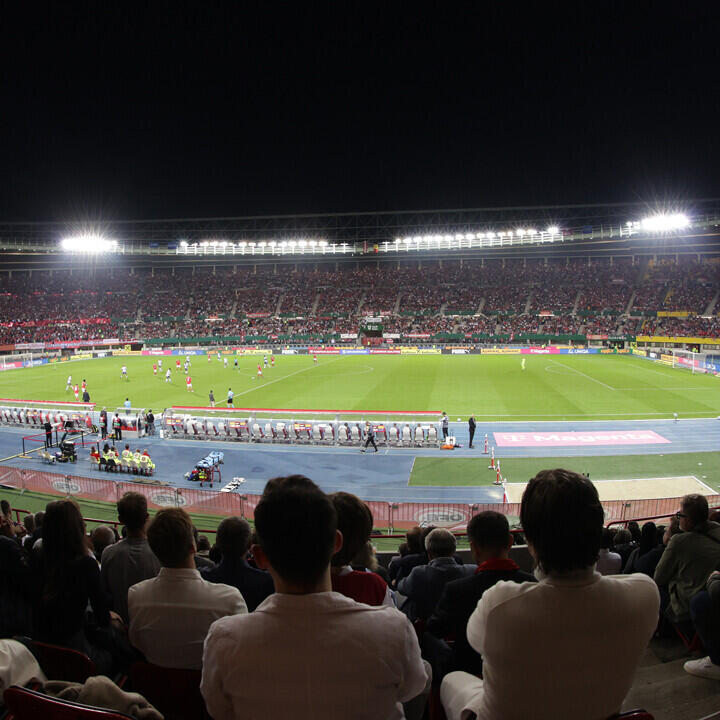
[{"xmin": 2, "ymin": 465, "xmax": 717, "ymax": 529}]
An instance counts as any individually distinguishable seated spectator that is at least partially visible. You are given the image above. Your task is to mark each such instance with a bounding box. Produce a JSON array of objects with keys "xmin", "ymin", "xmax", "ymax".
[
  {"xmin": 90, "ymin": 525, "xmax": 116, "ymax": 565},
  {"xmin": 32, "ymin": 500, "xmax": 121, "ymax": 675},
  {"xmin": 23, "ymin": 511, "xmax": 43, "ymax": 552},
  {"xmin": 387, "ymin": 541, "xmax": 409, "ymax": 580},
  {"xmin": 441, "ymin": 469, "xmax": 659, "ymax": 720},
  {"xmin": 0, "ymin": 515, "xmax": 33, "ymax": 638},
  {"xmin": 329, "ymin": 492, "xmax": 392, "ymax": 606},
  {"xmin": 128, "ymin": 508, "xmax": 246, "ymax": 669},
  {"xmin": 398, "ymin": 529, "xmax": 470, "ymax": 621},
  {"xmin": 624, "ymin": 522, "xmax": 658, "ymax": 574},
  {"xmin": 352, "ymin": 540, "xmax": 391, "ymax": 585},
  {"xmin": 192, "ymin": 526, "xmax": 215, "ymax": 569},
  {"xmin": 200, "ymin": 516, "xmax": 274, "ymax": 612},
  {"xmin": 101, "ymin": 492, "xmax": 161, "ymax": 624},
  {"xmin": 655, "ymin": 494, "xmax": 720, "ymax": 622},
  {"xmin": 637, "ymin": 520, "xmax": 680, "ymax": 578},
  {"xmin": 684, "ymin": 570, "xmax": 720, "ymax": 680},
  {"xmin": 391, "ymin": 526, "xmax": 429, "ymax": 586},
  {"xmin": 425, "ymin": 511, "xmax": 536, "ymax": 680},
  {"xmin": 611, "ymin": 527, "xmax": 637, "ymax": 567},
  {"xmin": 596, "ymin": 528, "xmax": 622, "ymax": 575},
  {"xmin": 201, "ymin": 475, "xmax": 429, "ymax": 720}
]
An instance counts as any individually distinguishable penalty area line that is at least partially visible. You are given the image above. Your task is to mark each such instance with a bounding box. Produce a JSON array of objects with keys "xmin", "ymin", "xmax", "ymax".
[{"xmin": 548, "ymin": 359, "xmax": 616, "ymax": 391}]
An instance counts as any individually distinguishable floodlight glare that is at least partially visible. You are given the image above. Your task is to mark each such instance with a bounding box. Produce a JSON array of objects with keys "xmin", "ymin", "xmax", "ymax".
[
  {"xmin": 61, "ymin": 235, "xmax": 118, "ymax": 253},
  {"xmin": 640, "ymin": 213, "xmax": 689, "ymax": 232},
  {"xmin": 546, "ymin": 225, "xmax": 560, "ymax": 234}
]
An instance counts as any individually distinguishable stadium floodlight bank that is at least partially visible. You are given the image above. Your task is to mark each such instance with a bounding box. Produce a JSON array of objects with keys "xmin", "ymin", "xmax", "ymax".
[{"xmin": 162, "ymin": 408, "xmax": 443, "ymax": 447}]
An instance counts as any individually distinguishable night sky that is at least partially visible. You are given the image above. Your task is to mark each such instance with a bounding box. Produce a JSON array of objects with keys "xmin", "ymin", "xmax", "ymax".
[{"xmin": 1, "ymin": 2, "xmax": 718, "ymax": 221}]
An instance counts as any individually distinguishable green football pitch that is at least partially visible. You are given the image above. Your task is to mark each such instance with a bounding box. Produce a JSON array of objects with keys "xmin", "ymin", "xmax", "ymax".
[{"xmin": 0, "ymin": 354, "xmax": 719, "ymax": 420}]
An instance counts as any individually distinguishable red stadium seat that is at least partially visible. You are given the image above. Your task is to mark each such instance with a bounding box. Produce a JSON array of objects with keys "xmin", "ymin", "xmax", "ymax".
[
  {"xmin": 128, "ymin": 662, "xmax": 211, "ymax": 720},
  {"xmin": 31, "ymin": 641, "xmax": 97, "ymax": 683},
  {"xmin": 3, "ymin": 686, "xmax": 134, "ymax": 720}
]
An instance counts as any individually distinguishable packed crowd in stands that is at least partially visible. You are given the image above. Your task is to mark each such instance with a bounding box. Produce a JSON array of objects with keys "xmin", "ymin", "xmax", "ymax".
[
  {"xmin": 1, "ymin": 471, "xmax": 718, "ymax": 718},
  {"xmin": 0, "ymin": 257, "xmax": 716, "ymax": 343}
]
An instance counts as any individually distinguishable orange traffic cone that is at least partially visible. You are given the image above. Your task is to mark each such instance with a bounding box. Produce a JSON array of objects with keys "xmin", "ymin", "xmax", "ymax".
[{"xmin": 488, "ymin": 447, "xmax": 495, "ymax": 469}]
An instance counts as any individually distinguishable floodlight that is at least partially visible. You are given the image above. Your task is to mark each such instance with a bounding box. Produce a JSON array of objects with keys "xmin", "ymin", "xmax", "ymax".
[
  {"xmin": 404, "ymin": 237, "xmax": 412, "ymax": 244},
  {"xmin": 486, "ymin": 231, "xmax": 495, "ymax": 239},
  {"xmin": 517, "ymin": 229, "xmax": 525, "ymax": 236},
  {"xmin": 640, "ymin": 213, "xmax": 689, "ymax": 232},
  {"xmin": 61, "ymin": 235, "xmax": 118, "ymax": 253},
  {"xmin": 319, "ymin": 240, "xmax": 328, "ymax": 246},
  {"xmin": 546, "ymin": 225, "xmax": 560, "ymax": 234},
  {"xmin": 528, "ymin": 228, "xmax": 537, "ymax": 235},
  {"xmin": 444, "ymin": 234, "xmax": 453, "ymax": 242}
]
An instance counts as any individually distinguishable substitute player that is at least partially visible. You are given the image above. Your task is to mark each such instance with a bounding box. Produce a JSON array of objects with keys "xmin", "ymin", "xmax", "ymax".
[
  {"xmin": 165, "ymin": 368, "xmax": 172, "ymax": 383},
  {"xmin": 121, "ymin": 365, "xmax": 128, "ymax": 380},
  {"xmin": 186, "ymin": 375, "xmax": 193, "ymax": 392}
]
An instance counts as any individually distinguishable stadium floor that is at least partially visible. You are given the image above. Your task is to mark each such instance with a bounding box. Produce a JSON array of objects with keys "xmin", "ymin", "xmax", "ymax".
[{"xmin": 0, "ymin": 418, "xmax": 718, "ymax": 504}]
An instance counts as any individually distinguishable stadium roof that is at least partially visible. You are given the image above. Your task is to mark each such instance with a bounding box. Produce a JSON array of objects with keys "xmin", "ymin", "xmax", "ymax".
[{"xmin": 0, "ymin": 200, "xmax": 719, "ymax": 261}]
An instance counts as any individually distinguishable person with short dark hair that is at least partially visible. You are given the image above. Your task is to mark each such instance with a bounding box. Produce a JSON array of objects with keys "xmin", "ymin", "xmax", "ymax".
[
  {"xmin": 391, "ymin": 526, "xmax": 429, "ymax": 586},
  {"xmin": 468, "ymin": 416, "xmax": 476, "ymax": 448},
  {"xmin": 90, "ymin": 525, "xmax": 115, "ymax": 564},
  {"xmin": 426, "ymin": 511, "xmax": 536, "ymax": 680},
  {"xmin": 441, "ymin": 469, "xmax": 659, "ymax": 720},
  {"xmin": 129, "ymin": 508, "xmax": 246, "ymax": 669},
  {"xmin": 201, "ymin": 475, "xmax": 429, "ymax": 720},
  {"xmin": 398, "ymin": 529, "xmax": 470, "ymax": 621},
  {"xmin": 655, "ymin": 494, "xmax": 720, "ymax": 622},
  {"xmin": 101, "ymin": 492, "xmax": 161, "ymax": 623},
  {"xmin": 329, "ymin": 492, "xmax": 390, "ymax": 606},
  {"xmin": 201, "ymin": 517, "xmax": 274, "ymax": 611},
  {"xmin": 361, "ymin": 422, "xmax": 378, "ymax": 453},
  {"xmin": 597, "ymin": 527, "xmax": 622, "ymax": 575}
]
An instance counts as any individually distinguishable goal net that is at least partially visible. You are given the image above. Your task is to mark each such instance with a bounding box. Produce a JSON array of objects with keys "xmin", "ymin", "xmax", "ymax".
[{"xmin": 668, "ymin": 349, "xmax": 708, "ymax": 374}]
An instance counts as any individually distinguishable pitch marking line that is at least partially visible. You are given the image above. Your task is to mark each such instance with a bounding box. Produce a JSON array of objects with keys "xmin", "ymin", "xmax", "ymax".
[
  {"xmin": 548, "ymin": 359, "xmax": 616, "ymax": 391},
  {"xmin": 231, "ymin": 357, "xmax": 343, "ymax": 399},
  {"xmin": 407, "ymin": 457, "xmax": 416, "ymax": 487}
]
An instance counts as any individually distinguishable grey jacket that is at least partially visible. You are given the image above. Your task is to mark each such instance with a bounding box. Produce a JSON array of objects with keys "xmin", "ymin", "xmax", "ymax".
[{"xmin": 654, "ymin": 521, "xmax": 720, "ymax": 620}]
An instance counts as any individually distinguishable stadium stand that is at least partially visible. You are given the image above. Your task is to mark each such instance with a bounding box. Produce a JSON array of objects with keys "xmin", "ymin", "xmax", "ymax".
[{"xmin": 0, "ymin": 257, "xmax": 716, "ymax": 344}]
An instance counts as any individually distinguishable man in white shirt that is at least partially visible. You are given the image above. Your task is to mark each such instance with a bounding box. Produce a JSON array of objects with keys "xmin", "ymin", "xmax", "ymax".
[
  {"xmin": 201, "ymin": 474, "xmax": 429, "ymax": 720},
  {"xmin": 129, "ymin": 508, "xmax": 247, "ymax": 669},
  {"xmin": 441, "ymin": 468, "xmax": 660, "ymax": 720}
]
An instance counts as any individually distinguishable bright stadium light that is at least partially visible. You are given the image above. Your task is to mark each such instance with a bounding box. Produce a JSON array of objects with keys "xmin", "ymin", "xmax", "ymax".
[
  {"xmin": 640, "ymin": 213, "xmax": 690, "ymax": 232},
  {"xmin": 61, "ymin": 235, "xmax": 118, "ymax": 253},
  {"xmin": 546, "ymin": 225, "xmax": 560, "ymax": 234}
]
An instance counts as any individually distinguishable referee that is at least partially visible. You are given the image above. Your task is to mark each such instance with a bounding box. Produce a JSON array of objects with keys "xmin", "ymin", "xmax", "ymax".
[{"xmin": 361, "ymin": 422, "xmax": 378, "ymax": 453}]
